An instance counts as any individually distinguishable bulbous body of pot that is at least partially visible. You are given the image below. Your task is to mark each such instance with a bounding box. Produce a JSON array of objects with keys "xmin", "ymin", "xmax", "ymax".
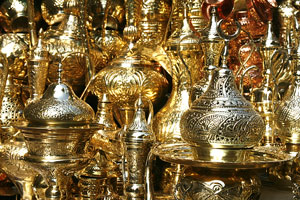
[
  {"xmin": 180, "ymin": 68, "xmax": 264, "ymax": 148},
  {"xmin": 275, "ymin": 77, "xmax": 300, "ymax": 144},
  {"xmin": 92, "ymin": 60, "xmax": 168, "ymax": 125}
]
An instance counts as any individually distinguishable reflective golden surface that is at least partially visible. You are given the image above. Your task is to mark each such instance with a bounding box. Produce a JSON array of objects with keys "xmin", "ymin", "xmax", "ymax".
[
  {"xmin": 275, "ymin": 69, "xmax": 300, "ymax": 144},
  {"xmin": 41, "ymin": 0, "xmax": 65, "ymax": 26},
  {"xmin": 123, "ymin": 96, "xmax": 154, "ymax": 199},
  {"xmin": 180, "ymin": 66, "xmax": 264, "ymax": 148},
  {"xmin": 0, "ymin": 75, "xmax": 24, "ymax": 127},
  {"xmin": 0, "ymin": 0, "xmax": 300, "ymax": 199},
  {"xmin": 24, "ymin": 82, "xmax": 95, "ymax": 126},
  {"xmin": 92, "ymin": 30, "xmax": 126, "ymax": 73},
  {"xmin": 175, "ymin": 167, "xmax": 261, "ymax": 200},
  {"xmin": 78, "ymin": 151, "xmax": 120, "ymax": 199},
  {"xmin": 153, "ymin": 4, "xmax": 201, "ymax": 143},
  {"xmin": 0, "ymin": 0, "xmax": 28, "ymax": 33},
  {"xmin": 140, "ymin": 0, "xmax": 171, "ymax": 47},
  {"xmin": 0, "ymin": 33, "xmax": 28, "ymax": 81},
  {"xmin": 0, "ymin": 128, "xmax": 37, "ymax": 200},
  {"xmin": 152, "ymin": 143, "xmax": 293, "ymax": 169},
  {"xmin": 27, "ymin": 32, "xmax": 49, "ymax": 102},
  {"xmin": 91, "ymin": 42, "xmax": 168, "ymax": 126}
]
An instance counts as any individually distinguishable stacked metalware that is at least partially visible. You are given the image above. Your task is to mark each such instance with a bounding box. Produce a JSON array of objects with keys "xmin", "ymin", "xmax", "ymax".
[{"xmin": 0, "ymin": 0, "xmax": 299, "ymax": 199}]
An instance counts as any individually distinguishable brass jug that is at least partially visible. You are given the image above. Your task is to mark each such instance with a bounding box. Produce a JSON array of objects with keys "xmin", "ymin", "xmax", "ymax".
[
  {"xmin": 0, "ymin": 33, "xmax": 28, "ymax": 127},
  {"xmin": 91, "ymin": 0, "xmax": 126, "ymax": 73},
  {"xmin": 27, "ymin": 30, "xmax": 49, "ymax": 102},
  {"xmin": 250, "ymin": 19, "xmax": 286, "ymax": 146},
  {"xmin": 153, "ymin": 3, "xmax": 201, "ymax": 143},
  {"xmin": 78, "ymin": 151, "xmax": 120, "ymax": 199},
  {"xmin": 190, "ymin": 5, "xmax": 225, "ymax": 102},
  {"xmin": 180, "ymin": 20, "xmax": 264, "ymax": 149},
  {"xmin": 44, "ymin": 0, "xmax": 103, "ymax": 95},
  {"xmin": 278, "ymin": 0, "xmax": 298, "ymax": 48}
]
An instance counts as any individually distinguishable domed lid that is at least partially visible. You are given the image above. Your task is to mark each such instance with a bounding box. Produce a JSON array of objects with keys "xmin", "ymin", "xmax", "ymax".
[{"xmin": 24, "ymin": 82, "xmax": 95, "ymax": 126}]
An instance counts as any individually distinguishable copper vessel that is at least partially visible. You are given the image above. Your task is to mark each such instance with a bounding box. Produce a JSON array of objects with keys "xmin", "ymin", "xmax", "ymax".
[{"xmin": 226, "ymin": 11, "xmax": 265, "ymax": 97}]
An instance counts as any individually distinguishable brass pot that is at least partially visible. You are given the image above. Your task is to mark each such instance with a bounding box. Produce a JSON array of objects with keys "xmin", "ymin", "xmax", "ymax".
[
  {"xmin": 91, "ymin": 43, "xmax": 169, "ymax": 126},
  {"xmin": 180, "ymin": 67, "xmax": 264, "ymax": 148}
]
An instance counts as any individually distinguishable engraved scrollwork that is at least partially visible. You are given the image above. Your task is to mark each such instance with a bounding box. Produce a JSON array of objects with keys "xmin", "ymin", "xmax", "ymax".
[
  {"xmin": 92, "ymin": 65, "xmax": 168, "ymax": 109},
  {"xmin": 180, "ymin": 67, "xmax": 264, "ymax": 148},
  {"xmin": 175, "ymin": 168, "xmax": 261, "ymax": 200},
  {"xmin": 275, "ymin": 75, "xmax": 300, "ymax": 143}
]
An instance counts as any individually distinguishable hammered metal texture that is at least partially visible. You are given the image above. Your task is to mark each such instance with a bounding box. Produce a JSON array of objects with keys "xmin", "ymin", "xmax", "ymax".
[{"xmin": 180, "ymin": 67, "xmax": 264, "ymax": 148}]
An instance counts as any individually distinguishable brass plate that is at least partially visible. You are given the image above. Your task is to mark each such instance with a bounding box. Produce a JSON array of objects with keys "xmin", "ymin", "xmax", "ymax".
[{"xmin": 152, "ymin": 143, "xmax": 294, "ymax": 169}]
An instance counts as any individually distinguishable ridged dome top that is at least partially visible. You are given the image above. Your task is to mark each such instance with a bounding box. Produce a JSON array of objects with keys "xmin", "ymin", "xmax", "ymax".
[{"xmin": 24, "ymin": 82, "xmax": 95, "ymax": 125}]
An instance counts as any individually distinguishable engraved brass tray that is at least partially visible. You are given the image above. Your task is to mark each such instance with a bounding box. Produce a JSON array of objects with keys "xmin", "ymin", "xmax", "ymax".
[{"xmin": 152, "ymin": 143, "xmax": 294, "ymax": 169}]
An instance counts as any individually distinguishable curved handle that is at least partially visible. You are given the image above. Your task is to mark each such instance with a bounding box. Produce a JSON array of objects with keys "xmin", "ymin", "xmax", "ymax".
[
  {"xmin": 271, "ymin": 49, "xmax": 288, "ymax": 83},
  {"xmin": 239, "ymin": 65, "xmax": 258, "ymax": 95},
  {"xmin": 177, "ymin": 34, "xmax": 201, "ymax": 86},
  {"xmin": 217, "ymin": 19, "xmax": 241, "ymax": 42},
  {"xmin": 217, "ymin": 19, "xmax": 241, "ymax": 66},
  {"xmin": 236, "ymin": 28, "xmax": 256, "ymax": 77}
]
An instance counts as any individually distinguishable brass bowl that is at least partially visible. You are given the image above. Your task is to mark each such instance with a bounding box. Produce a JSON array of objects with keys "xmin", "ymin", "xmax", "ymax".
[{"xmin": 15, "ymin": 122, "xmax": 102, "ymax": 162}]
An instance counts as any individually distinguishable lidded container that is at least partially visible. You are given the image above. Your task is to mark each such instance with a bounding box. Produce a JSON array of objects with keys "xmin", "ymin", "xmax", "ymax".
[{"xmin": 180, "ymin": 19, "xmax": 264, "ymax": 150}]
